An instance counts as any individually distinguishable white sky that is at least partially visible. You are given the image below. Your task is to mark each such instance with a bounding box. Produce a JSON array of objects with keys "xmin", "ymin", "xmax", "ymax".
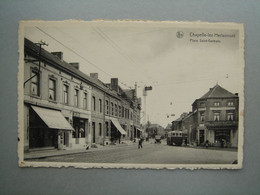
[{"xmin": 23, "ymin": 21, "xmax": 244, "ymax": 128}]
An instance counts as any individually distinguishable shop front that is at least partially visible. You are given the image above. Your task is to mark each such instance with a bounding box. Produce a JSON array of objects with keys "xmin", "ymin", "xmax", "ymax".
[
  {"xmin": 72, "ymin": 112, "xmax": 89, "ymax": 148},
  {"xmin": 214, "ymin": 129, "xmax": 231, "ymax": 147},
  {"xmin": 29, "ymin": 106, "xmax": 74, "ymax": 150},
  {"xmin": 110, "ymin": 118, "xmax": 127, "ymax": 144}
]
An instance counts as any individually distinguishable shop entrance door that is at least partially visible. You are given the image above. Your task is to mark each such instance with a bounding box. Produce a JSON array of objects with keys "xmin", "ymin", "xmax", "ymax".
[{"xmin": 199, "ymin": 130, "xmax": 205, "ymax": 144}]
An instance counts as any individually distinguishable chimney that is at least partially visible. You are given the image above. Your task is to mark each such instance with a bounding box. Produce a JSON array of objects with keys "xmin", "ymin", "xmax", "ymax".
[
  {"xmin": 51, "ymin": 52, "xmax": 63, "ymax": 60},
  {"xmin": 111, "ymin": 78, "xmax": 118, "ymax": 91},
  {"xmin": 69, "ymin": 62, "xmax": 79, "ymax": 70},
  {"xmin": 134, "ymin": 82, "xmax": 137, "ymax": 98},
  {"xmin": 90, "ymin": 73, "xmax": 98, "ymax": 79}
]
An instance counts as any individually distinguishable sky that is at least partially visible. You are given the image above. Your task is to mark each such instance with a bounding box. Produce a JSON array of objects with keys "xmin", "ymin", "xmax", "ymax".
[{"xmin": 22, "ymin": 21, "xmax": 244, "ymax": 127}]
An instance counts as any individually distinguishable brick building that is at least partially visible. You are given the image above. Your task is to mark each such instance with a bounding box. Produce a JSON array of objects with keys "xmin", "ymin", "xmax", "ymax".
[
  {"xmin": 23, "ymin": 38, "xmax": 141, "ymax": 152},
  {"xmin": 171, "ymin": 84, "xmax": 239, "ymax": 147},
  {"xmin": 192, "ymin": 84, "xmax": 239, "ymax": 147}
]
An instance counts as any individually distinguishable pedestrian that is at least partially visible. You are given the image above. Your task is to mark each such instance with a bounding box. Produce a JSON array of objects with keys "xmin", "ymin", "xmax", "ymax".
[
  {"xmin": 205, "ymin": 140, "xmax": 209, "ymax": 148},
  {"xmin": 138, "ymin": 138, "xmax": 143, "ymax": 149}
]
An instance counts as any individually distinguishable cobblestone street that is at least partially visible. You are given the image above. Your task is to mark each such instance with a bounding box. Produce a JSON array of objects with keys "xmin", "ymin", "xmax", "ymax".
[{"xmin": 30, "ymin": 140, "xmax": 237, "ymax": 164}]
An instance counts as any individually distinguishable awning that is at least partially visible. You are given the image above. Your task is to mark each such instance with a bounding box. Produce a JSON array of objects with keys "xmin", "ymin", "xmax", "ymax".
[
  {"xmin": 136, "ymin": 128, "xmax": 142, "ymax": 132},
  {"xmin": 31, "ymin": 106, "xmax": 74, "ymax": 131},
  {"xmin": 111, "ymin": 118, "xmax": 127, "ymax": 135}
]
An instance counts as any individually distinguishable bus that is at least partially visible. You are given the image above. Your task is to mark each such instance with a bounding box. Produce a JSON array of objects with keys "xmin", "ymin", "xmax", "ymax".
[{"xmin": 167, "ymin": 131, "xmax": 185, "ymax": 146}]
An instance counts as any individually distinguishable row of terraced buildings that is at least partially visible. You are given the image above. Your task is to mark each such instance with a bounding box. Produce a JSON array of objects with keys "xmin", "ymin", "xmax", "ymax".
[{"xmin": 23, "ymin": 38, "xmax": 142, "ymax": 152}]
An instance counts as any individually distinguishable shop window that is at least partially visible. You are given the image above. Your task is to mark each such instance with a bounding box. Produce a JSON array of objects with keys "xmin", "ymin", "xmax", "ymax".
[
  {"xmin": 49, "ymin": 78, "xmax": 56, "ymax": 101},
  {"xmin": 83, "ymin": 92, "xmax": 88, "ymax": 110},
  {"xmin": 31, "ymin": 70, "xmax": 40, "ymax": 96},
  {"xmin": 80, "ymin": 127, "xmax": 85, "ymax": 138},
  {"xmin": 227, "ymin": 112, "xmax": 234, "ymax": 121},
  {"xmin": 74, "ymin": 89, "xmax": 79, "ymax": 107},
  {"xmin": 214, "ymin": 112, "xmax": 220, "ymax": 121},
  {"xmin": 63, "ymin": 84, "xmax": 69, "ymax": 104}
]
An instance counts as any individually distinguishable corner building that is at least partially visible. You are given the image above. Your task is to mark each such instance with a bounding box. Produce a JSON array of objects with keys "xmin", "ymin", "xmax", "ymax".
[
  {"xmin": 192, "ymin": 84, "xmax": 239, "ymax": 147},
  {"xmin": 23, "ymin": 38, "xmax": 141, "ymax": 152}
]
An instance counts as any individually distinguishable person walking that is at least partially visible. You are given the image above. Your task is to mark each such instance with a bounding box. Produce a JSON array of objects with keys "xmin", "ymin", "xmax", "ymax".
[{"xmin": 138, "ymin": 138, "xmax": 143, "ymax": 149}]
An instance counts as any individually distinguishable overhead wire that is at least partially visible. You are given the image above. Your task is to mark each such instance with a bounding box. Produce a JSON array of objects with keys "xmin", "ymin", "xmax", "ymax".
[{"xmin": 35, "ymin": 26, "xmax": 115, "ymax": 79}]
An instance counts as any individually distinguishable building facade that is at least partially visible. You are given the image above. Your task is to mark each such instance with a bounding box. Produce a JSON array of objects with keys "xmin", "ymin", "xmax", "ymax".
[
  {"xmin": 171, "ymin": 84, "xmax": 239, "ymax": 148},
  {"xmin": 23, "ymin": 38, "xmax": 141, "ymax": 152},
  {"xmin": 192, "ymin": 84, "xmax": 239, "ymax": 147}
]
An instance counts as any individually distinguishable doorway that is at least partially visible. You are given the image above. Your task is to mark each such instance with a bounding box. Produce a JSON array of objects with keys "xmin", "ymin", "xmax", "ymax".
[{"xmin": 199, "ymin": 130, "xmax": 205, "ymax": 144}]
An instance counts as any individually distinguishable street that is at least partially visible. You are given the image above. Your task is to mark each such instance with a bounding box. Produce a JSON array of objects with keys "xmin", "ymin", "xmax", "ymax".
[{"xmin": 31, "ymin": 140, "xmax": 237, "ymax": 164}]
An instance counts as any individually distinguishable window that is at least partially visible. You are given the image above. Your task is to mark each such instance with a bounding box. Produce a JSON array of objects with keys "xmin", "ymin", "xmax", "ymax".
[
  {"xmin": 105, "ymin": 121, "xmax": 109, "ymax": 136},
  {"xmin": 115, "ymin": 104, "xmax": 118, "ymax": 116},
  {"xmin": 83, "ymin": 92, "xmax": 88, "ymax": 109},
  {"xmin": 200, "ymin": 112, "xmax": 205, "ymax": 122},
  {"xmin": 99, "ymin": 99, "xmax": 102, "ymax": 113},
  {"xmin": 74, "ymin": 89, "xmax": 79, "ymax": 107},
  {"xmin": 122, "ymin": 107, "xmax": 124, "ymax": 117},
  {"xmin": 31, "ymin": 70, "xmax": 40, "ymax": 96},
  {"xmin": 214, "ymin": 112, "xmax": 220, "ymax": 121},
  {"xmin": 80, "ymin": 127, "xmax": 85, "ymax": 138},
  {"xmin": 111, "ymin": 102, "xmax": 114, "ymax": 115},
  {"xmin": 119, "ymin": 106, "xmax": 121, "ymax": 117},
  {"xmin": 228, "ymin": 101, "xmax": 234, "ymax": 106},
  {"xmin": 214, "ymin": 102, "xmax": 220, "ymax": 106},
  {"xmin": 92, "ymin": 96, "xmax": 96, "ymax": 111},
  {"xmin": 227, "ymin": 112, "xmax": 234, "ymax": 121},
  {"xmin": 99, "ymin": 123, "xmax": 102, "ymax": 136},
  {"xmin": 63, "ymin": 84, "xmax": 69, "ymax": 104},
  {"xmin": 106, "ymin": 100, "xmax": 109, "ymax": 114},
  {"xmin": 130, "ymin": 112, "xmax": 133, "ymax": 120},
  {"xmin": 49, "ymin": 78, "xmax": 56, "ymax": 100}
]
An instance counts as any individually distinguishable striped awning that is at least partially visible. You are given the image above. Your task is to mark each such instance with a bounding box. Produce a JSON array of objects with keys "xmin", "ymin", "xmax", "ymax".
[
  {"xmin": 31, "ymin": 106, "xmax": 74, "ymax": 131},
  {"xmin": 111, "ymin": 118, "xmax": 127, "ymax": 135}
]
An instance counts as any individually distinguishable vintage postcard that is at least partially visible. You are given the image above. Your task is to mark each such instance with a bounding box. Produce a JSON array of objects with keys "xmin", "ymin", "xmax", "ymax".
[{"xmin": 18, "ymin": 20, "xmax": 244, "ymax": 169}]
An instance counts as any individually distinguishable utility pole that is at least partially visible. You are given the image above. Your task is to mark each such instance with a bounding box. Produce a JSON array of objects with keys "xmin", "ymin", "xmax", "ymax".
[{"xmin": 24, "ymin": 40, "xmax": 48, "ymax": 87}]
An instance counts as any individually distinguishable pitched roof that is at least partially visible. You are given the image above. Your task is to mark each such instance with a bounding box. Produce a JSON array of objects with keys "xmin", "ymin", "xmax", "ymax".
[
  {"xmin": 200, "ymin": 84, "xmax": 238, "ymax": 99},
  {"xmin": 24, "ymin": 38, "xmax": 119, "ymax": 99},
  {"xmin": 165, "ymin": 124, "xmax": 172, "ymax": 129}
]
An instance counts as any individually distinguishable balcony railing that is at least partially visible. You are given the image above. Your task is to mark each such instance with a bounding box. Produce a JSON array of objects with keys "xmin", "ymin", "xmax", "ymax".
[{"xmin": 205, "ymin": 120, "xmax": 238, "ymax": 127}]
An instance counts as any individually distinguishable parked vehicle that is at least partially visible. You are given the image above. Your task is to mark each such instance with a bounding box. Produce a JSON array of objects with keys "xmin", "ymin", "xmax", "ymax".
[
  {"xmin": 155, "ymin": 135, "xmax": 161, "ymax": 143},
  {"xmin": 167, "ymin": 131, "xmax": 184, "ymax": 146}
]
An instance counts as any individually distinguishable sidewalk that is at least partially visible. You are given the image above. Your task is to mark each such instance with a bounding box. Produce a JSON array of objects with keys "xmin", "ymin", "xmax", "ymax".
[
  {"xmin": 186, "ymin": 144, "xmax": 238, "ymax": 152},
  {"xmin": 24, "ymin": 141, "xmax": 137, "ymax": 160}
]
